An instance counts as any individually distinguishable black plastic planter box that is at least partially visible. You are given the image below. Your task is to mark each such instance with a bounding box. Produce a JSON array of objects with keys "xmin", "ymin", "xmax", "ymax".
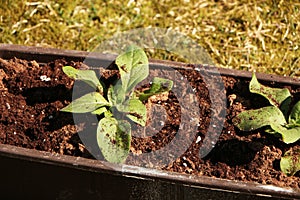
[{"xmin": 0, "ymin": 44, "xmax": 299, "ymax": 200}]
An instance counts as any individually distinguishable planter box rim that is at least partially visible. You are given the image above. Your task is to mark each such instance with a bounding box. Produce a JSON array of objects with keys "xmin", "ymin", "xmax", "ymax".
[
  {"xmin": 0, "ymin": 143, "xmax": 299, "ymax": 199},
  {"xmin": 0, "ymin": 43, "xmax": 299, "ymax": 85}
]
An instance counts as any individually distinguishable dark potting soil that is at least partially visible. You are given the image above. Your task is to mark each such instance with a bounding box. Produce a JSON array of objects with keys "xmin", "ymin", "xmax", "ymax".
[{"xmin": 0, "ymin": 57, "xmax": 299, "ymax": 190}]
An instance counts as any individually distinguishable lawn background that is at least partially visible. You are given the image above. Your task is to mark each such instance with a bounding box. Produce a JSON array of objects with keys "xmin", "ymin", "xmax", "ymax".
[{"xmin": 0, "ymin": 0, "xmax": 299, "ymax": 77}]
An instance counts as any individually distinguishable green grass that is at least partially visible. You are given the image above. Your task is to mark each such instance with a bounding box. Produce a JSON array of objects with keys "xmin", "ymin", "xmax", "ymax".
[{"xmin": 0, "ymin": 0, "xmax": 299, "ymax": 77}]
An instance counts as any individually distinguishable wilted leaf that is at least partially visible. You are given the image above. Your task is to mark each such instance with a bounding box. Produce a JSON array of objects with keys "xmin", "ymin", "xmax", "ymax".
[
  {"xmin": 61, "ymin": 92, "xmax": 110, "ymax": 113},
  {"xmin": 62, "ymin": 66, "xmax": 103, "ymax": 93},
  {"xmin": 97, "ymin": 117, "xmax": 131, "ymax": 163},
  {"xmin": 249, "ymin": 73, "xmax": 291, "ymax": 107}
]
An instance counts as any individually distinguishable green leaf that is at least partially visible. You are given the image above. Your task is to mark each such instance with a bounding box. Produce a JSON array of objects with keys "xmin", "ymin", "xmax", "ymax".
[
  {"xmin": 232, "ymin": 106, "xmax": 287, "ymax": 131},
  {"xmin": 249, "ymin": 73, "xmax": 291, "ymax": 107},
  {"xmin": 122, "ymin": 99, "xmax": 147, "ymax": 126},
  {"xmin": 265, "ymin": 127, "xmax": 278, "ymax": 134},
  {"xmin": 289, "ymin": 101, "xmax": 300, "ymax": 125},
  {"xmin": 91, "ymin": 107, "xmax": 107, "ymax": 115},
  {"xmin": 270, "ymin": 124, "xmax": 300, "ymax": 144},
  {"xmin": 61, "ymin": 92, "xmax": 110, "ymax": 113},
  {"xmin": 138, "ymin": 77, "xmax": 173, "ymax": 101},
  {"xmin": 280, "ymin": 96, "xmax": 292, "ymax": 120},
  {"xmin": 62, "ymin": 66, "xmax": 103, "ymax": 93},
  {"xmin": 107, "ymin": 83, "xmax": 126, "ymax": 106},
  {"xmin": 280, "ymin": 148, "xmax": 300, "ymax": 176},
  {"xmin": 115, "ymin": 45, "xmax": 149, "ymax": 93},
  {"xmin": 97, "ymin": 117, "xmax": 131, "ymax": 163},
  {"xmin": 104, "ymin": 110, "xmax": 113, "ymax": 118}
]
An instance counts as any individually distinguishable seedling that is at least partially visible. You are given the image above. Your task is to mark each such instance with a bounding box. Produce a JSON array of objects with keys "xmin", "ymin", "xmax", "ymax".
[
  {"xmin": 233, "ymin": 73, "xmax": 300, "ymax": 175},
  {"xmin": 61, "ymin": 45, "xmax": 173, "ymax": 163}
]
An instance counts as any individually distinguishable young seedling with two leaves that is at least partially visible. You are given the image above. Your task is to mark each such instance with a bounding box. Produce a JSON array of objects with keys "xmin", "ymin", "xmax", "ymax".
[
  {"xmin": 233, "ymin": 73, "xmax": 300, "ymax": 176},
  {"xmin": 61, "ymin": 45, "xmax": 173, "ymax": 163}
]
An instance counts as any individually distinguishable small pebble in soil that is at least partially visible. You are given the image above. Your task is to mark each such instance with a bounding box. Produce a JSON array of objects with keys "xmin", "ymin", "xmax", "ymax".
[
  {"xmin": 40, "ymin": 75, "xmax": 51, "ymax": 82},
  {"xmin": 6, "ymin": 103, "xmax": 10, "ymax": 109},
  {"xmin": 196, "ymin": 136, "xmax": 201, "ymax": 143}
]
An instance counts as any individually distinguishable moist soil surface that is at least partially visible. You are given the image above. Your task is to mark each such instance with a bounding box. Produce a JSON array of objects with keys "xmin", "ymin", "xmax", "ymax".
[{"xmin": 0, "ymin": 57, "xmax": 299, "ymax": 190}]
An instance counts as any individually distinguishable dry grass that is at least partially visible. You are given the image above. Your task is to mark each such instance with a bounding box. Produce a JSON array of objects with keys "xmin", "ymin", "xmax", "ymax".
[{"xmin": 0, "ymin": 0, "xmax": 299, "ymax": 77}]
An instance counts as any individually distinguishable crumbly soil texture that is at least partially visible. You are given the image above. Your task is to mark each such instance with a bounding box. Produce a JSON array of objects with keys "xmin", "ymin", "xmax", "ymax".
[{"xmin": 0, "ymin": 57, "xmax": 299, "ymax": 190}]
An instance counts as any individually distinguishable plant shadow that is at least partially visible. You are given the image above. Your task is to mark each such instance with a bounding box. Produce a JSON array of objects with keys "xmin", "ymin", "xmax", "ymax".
[{"xmin": 205, "ymin": 139, "xmax": 265, "ymax": 166}]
